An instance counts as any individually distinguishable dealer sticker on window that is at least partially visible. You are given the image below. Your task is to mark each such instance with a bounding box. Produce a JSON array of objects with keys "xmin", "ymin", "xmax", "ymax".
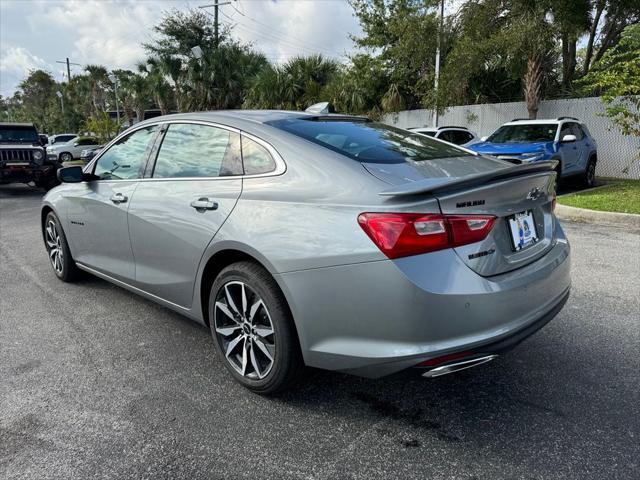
[{"xmin": 508, "ymin": 211, "xmax": 538, "ymax": 251}]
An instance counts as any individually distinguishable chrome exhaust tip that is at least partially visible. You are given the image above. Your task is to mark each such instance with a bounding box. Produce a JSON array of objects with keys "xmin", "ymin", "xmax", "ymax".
[{"xmin": 422, "ymin": 354, "xmax": 498, "ymax": 378}]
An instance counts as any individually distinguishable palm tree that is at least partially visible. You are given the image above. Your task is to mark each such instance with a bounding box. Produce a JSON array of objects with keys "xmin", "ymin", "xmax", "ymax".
[
  {"xmin": 120, "ymin": 73, "xmax": 150, "ymax": 123},
  {"xmin": 84, "ymin": 64, "xmax": 109, "ymax": 116},
  {"xmin": 244, "ymin": 54, "xmax": 338, "ymax": 110},
  {"xmin": 139, "ymin": 60, "xmax": 174, "ymax": 115}
]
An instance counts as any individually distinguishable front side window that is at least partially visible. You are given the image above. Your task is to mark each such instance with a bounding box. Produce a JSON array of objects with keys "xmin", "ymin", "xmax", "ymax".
[
  {"xmin": 242, "ymin": 136, "xmax": 276, "ymax": 175},
  {"xmin": 487, "ymin": 124, "xmax": 558, "ymax": 143},
  {"xmin": 267, "ymin": 119, "xmax": 467, "ymax": 164},
  {"xmin": 152, "ymin": 123, "xmax": 242, "ymax": 178},
  {"xmin": 570, "ymin": 123, "xmax": 585, "ymax": 140},
  {"xmin": 559, "ymin": 123, "xmax": 573, "ymax": 141},
  {"xmin": 93, "ymin": 126, "xmax": 157, "ymax": 180}
]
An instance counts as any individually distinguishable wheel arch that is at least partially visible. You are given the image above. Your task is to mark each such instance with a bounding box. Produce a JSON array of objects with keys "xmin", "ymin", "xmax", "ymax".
[
  {"xmin": 198, "ymin": 246, "xmax": 291, "ymax": 330},
  {"xmin": 40, "ymin": 205, "xmax": 54, "ymax": 241}
]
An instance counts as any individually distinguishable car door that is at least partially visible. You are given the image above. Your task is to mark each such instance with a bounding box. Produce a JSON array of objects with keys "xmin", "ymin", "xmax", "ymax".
[
  {"xmin": 558, "ymin": 122, "xmax": 579, "ymax": 174},
  {"xmin": 127, "ymin": 122, "xmax": 243, "ymax": 308},
  {"xmin": 65, "ymin": 125, "xmax": 159, "ymax": 282},
  {"xmin": 570, "ymin": 123, "xmax": 589, "ymax": 172}
]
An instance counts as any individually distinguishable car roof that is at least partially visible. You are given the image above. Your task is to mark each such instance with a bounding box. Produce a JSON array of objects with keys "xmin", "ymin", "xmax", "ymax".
[
  {"xmin": 136, "ymin": 110, "xmax": 367, "ymax": 126},
  {"xmin": 504, "ymin": 118, "xmax": 581, "ymax": 126},
  {"xmin": 0, "ymin": 122, "xmax": 36, "ymax": 127},
  {"xmin": 409, "ymin": 127, "xmax": 437, "ymax": 132}
]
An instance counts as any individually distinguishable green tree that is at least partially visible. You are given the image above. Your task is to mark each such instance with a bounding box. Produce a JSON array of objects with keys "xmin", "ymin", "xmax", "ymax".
[
  {"xmin": 13, "ymin": 70, "xmax": 59, "ymax": 132},
  {"xmin": 349, "ymin": 0, "xmax": 444, "ymax": 112},
  {"xmin": 82, "ymin": 111, "xmax": 120, "ymax": 143},
  {"xmin": 244, "ymin": 55, "xmax": 339, "ymax": 110},
  {"xmin": 580, "ymin": 23, "xmax": 640, "ymax": 138}
]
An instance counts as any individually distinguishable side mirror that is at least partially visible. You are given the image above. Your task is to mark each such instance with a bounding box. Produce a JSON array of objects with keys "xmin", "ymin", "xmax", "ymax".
[
  {"xmin": 480, "ymin": 136, "xmax": 488, "ymax": 142},
  {"xmin": 57, "ymin": 165, "xmax": 84, "ymax": 183},
  {"xmin": 561, "ymin": 134, "xmax": 576, "ymax": 143}
]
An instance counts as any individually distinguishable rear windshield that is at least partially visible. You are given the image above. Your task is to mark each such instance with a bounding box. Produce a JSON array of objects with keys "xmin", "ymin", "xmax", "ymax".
[
  {"xmin": 487, "ymin": 124, "xmax": 557, "ymax": 143},
  {"xmin": 0, "ymin": 125, "xmax": 39, "ymax": 143},
  {"xmin": 267, "ymin": 119, "xmax": 469, "ymax": 164}
]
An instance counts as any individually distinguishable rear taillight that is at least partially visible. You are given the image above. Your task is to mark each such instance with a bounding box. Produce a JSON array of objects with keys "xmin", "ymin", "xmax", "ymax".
[{"xmin": 358, "ymin": 212, "xmax": 496, "ymax": 259}]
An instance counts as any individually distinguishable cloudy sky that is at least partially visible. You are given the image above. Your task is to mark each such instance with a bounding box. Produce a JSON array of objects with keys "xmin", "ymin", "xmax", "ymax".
[{"xmin": 0, "ymin": 0, "xmax": 364, "ymax": 97}]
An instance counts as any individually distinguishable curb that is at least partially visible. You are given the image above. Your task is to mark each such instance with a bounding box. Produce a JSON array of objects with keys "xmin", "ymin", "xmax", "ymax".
[{"xmin": 555, "ymin": 203, "xmax": 640, "ymax": 228}]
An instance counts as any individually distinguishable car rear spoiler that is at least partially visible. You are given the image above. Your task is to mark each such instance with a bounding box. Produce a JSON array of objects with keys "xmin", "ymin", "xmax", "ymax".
[{"xmin": 379, "ymin": 160, "xmax": 558, "ymax": 196}]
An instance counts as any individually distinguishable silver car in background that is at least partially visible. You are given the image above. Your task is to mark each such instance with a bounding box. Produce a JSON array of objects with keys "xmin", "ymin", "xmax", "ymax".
[{"xmin": 42, "ymin": 111, "xmax": 570, "ymax": 394}]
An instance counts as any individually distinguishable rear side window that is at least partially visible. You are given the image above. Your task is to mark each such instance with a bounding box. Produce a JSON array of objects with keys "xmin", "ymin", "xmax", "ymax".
[
  {"xmin": 242, "ymin": 136, "xmax": 276, "ymax": 175},
  {"xmin": 452, "ymin": 130, "xmax": 474, "ymax": 144},
  {"xmin": 437, "ymin": 130, "xmax": 457, "ymax": 143},
  {"xmin": 267, "ymin": 119, "xmax": 467, "ymax": 164},
  {"xmin": 94, "ymin": 126, "xmax": 157, "ymax": 180},
  {"xmin": 153, "ymin": 123, "xmax": 242, "ymax": 178},
  {"xmin": 54, "ymin": 135, "xmax": 75, "ymax": 144}
]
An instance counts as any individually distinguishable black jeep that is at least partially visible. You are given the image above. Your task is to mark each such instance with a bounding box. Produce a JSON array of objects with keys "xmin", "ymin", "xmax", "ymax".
[{"xmin": 0, "ymin": 122, "xmax": 59, "ymax": 190}]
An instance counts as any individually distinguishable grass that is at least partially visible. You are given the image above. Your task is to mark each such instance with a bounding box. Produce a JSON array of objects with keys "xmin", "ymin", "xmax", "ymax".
[{"xmin": 558, "ymin": 180, "xmax": 640, "ymax": 214}]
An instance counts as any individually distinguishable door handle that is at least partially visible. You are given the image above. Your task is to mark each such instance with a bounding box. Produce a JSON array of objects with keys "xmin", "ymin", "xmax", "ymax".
[
  {"xmin": 110, "ymin": 192, "xmax": 128, "ymax": 204},
  {"xmin": 190, "ymin": 197, "xmax": 218, "ymax": 211}
]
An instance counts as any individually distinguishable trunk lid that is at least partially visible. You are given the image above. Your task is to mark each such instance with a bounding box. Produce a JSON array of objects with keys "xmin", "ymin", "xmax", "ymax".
[{"xmin": 364, "ymin": 158, "xmax": 557, "ymax": 276}]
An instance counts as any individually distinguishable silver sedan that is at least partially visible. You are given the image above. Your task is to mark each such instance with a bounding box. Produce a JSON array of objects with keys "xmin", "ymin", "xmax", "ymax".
[{"xmin": 42, "ymin": 110, "xmax": 570, "ymax": 393}]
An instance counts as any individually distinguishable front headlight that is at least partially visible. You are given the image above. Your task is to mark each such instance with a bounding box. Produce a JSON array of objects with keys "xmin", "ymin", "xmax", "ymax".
[{"xmin": 33, "ymin": 150, "xmax": 43, "ymax": 160}]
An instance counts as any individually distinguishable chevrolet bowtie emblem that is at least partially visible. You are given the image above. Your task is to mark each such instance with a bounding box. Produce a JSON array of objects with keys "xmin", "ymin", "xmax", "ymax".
[{"xmin": 526, "ymin": 187, "xmax": 543, "ymax": 201}]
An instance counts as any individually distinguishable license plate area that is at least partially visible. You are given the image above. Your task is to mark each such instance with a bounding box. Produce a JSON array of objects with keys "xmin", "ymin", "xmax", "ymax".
[{"xmin": 507, "ymin": 210, "xmax": 538, "ymax": 251}]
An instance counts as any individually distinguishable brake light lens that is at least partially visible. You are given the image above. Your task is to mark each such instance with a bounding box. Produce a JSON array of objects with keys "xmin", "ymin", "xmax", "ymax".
[{"xmin": 358, "ymin": 212, "xmax": 496, "ymax": 259}]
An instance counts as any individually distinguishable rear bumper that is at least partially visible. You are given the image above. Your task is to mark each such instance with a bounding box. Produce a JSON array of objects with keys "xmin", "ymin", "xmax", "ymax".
[{"xmin": 276, "ymin": 221, "xmax": 571, "ymax": 378}]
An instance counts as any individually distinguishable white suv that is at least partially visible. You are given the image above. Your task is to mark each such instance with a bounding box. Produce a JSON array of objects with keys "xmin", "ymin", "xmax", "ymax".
[{"xmin": 408, "ymin": 126, "xmax": 478, "ymax": 146}]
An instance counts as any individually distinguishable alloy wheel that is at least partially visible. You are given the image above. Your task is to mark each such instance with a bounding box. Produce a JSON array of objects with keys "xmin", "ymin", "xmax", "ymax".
[
  {"xmin": 214, "ymin": 281, "xmax": 276, "ymax": 380},
  {"xmin": 45, "ymin": 219, "xmax": 64, "ymax": 274}
]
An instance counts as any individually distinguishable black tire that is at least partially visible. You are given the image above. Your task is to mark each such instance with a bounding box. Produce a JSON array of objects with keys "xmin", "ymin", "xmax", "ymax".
[
  {"xmin": 583, "ymin": 158, "xmax": 596, "ymax": 188},
  {"xmin": 43, "ymin": 212, "xmax": 81, "ymax": 282},
  {"xmin": 209, "ymin": 261, "xmax": 304, "ymax": 394},
  {"xmin": 59, "ymin": 152, "xmax": 73, "ymax": 163}
]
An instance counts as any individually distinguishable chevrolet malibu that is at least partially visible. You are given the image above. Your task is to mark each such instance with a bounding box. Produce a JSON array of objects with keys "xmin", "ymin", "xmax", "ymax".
[{"xmin": 42, "ymin": 111, "xmax": 571, "ymax": 394}]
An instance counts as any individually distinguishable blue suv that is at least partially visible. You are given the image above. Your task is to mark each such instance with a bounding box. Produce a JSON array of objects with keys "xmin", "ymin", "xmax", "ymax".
[{"xmin": 468, "ymin": 117, "xmax": 598, "ymax": 187}]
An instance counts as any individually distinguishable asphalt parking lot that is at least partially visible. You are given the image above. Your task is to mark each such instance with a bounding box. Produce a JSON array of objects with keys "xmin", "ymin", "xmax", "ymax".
[{"xmin": 1, "ymin": 183, "xmax": 639, "ymax": 480}]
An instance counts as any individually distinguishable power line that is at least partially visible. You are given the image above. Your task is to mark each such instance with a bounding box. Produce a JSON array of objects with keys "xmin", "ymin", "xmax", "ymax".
[
  {"xmin": 199, "ymin": 1, "xmax": 231, "ymax": 48},
  {"xmin": 55, "ymin": 58, "xmax": 81, "ymax": 83},
  {"xmin": 229, "ymin": 2, "xmax": 345, "ymax": 56}
]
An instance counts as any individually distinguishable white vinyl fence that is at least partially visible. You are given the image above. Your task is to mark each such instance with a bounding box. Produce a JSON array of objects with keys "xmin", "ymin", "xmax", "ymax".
[{"xmin": 383, "ymin": 97, "xmax": 640, "ymax": 179}]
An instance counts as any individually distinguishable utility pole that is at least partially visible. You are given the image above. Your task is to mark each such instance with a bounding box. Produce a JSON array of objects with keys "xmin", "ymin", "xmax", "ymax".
[
  {"xmin": 432, "ymin": 0, "xmax": 445, "ymax": 128},
  {"xmin": 199, "ymin": 1, "xmax": 231, "ymax": 48},
  {"xmin": 108, "ymin": 74, "xmax": 121, "ymax": 129},
  {"xmin": 56, "ymin": 58, "xmax": 81, "ymax": 83}
]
